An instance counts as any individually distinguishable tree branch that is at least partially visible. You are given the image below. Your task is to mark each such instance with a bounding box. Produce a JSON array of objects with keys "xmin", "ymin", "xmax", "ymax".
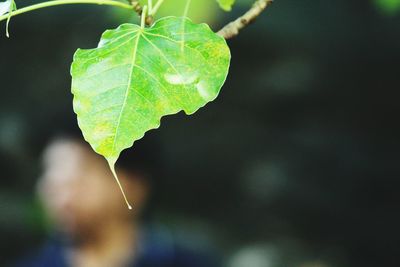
[
  {"xmin": 217, "ymin": 0, "xmax": 273, "ymax": 40},
  {"xmin": 129, "ymin": 0, "xmax": 153, "ymax": 25}
]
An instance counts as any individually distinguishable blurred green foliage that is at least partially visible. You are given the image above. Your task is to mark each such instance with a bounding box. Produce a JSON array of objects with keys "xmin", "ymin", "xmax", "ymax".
[
  {"xmin": 375, "ymin": 0, "xmax": 400, "ymax": 14},
  {"xmin": 112, "ymin": 0, "xmax": 219, "ymax": 27},
  {"xmin": 113, "ymin": 0, "xmax": 259, "ymax": 26},
  {"xmin": 143, "ymin": 0, "xmax": 218, "ymax": 23},
  {"xmin": 217, "ymin": 0, "xmax": 236, "ymax": 11}
]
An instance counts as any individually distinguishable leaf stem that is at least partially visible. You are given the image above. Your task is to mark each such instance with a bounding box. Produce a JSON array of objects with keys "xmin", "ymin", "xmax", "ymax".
[
  {"xmin": 148, "ymin": 0, "xmax": 152, "ymax": 14},
  {"xmin": 141, "ymin": 5, "xmax": 147, "ymax": 28},
  {"xmin": 149, "ymin": 0, "xmax": 164, "ymax": 16},
  {"xmin": 0, "ymin": 0, "xmax": 133, "ymax": 23},
  {"xmin": 183, "ymin": 0, "xmax": 191, "ymax": 18},
  {"xmin": 5, "ymin": 0, "xmax": 15, "ymax": 37}
]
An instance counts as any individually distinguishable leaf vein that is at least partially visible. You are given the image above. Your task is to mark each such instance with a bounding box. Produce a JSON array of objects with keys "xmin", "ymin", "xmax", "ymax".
[
  {"xmin": 141, "ymin": 34, "xmax": 194, "ymax": 107},
  {"xmin": 111, "ymin": 32, "xmax": 142, "ymax": 155}
]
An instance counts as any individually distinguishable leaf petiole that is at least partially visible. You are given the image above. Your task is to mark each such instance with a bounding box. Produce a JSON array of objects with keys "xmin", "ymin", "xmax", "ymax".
[
  {"xmin": 5, "ymin": 0, "xmax": 15, "ymax": 37},
  {"xmin": 147, "ymin": 0, "xmax": 152, "ymax": 14},
  {"xmin": 0, "ymin": 0, "xmax": 133, "ymax": 23},
  {"xmin": 183, "ymin": 0, "xmax": 191, "ymax": 18},
  {"xmin": 141, "ymin": 5, "xmax": 147, "ymax": 28},
  {"xmin": 149, "ymin": 0, "xmax": 164, "ymax": 16}
]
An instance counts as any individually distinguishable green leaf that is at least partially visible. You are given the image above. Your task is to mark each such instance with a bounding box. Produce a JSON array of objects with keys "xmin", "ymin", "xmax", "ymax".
[
  {"xmin": 217, "ymin": 0, "xmax": 236, "ymax": 11},
  {"xmin": 0, "ymin": 0, "xmax": 12, "ymax": 16},
  {"xmin": 71, "ymin": 16, "xmax": 230, "ymax": 199},
  {"xmin": 0, "ymin": 0, "xmax": 16, "ymax": 37}
]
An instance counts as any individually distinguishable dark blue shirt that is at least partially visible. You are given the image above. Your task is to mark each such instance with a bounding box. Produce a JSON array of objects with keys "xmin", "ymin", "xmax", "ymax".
[{"xmin": 15, "ymin": 227, "xmax": 220, "ymax": 267}]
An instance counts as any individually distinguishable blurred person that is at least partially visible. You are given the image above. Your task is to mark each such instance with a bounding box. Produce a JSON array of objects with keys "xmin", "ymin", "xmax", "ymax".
[{"xmin": 15, "ymin": 130, "xmax": 219, "ymax": 267}]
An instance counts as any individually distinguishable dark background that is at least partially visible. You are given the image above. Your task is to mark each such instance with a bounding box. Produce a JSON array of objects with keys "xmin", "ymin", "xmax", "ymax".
[{"xmin": 1, "ymin": 0, "xmax": 400, "ymax": 266}]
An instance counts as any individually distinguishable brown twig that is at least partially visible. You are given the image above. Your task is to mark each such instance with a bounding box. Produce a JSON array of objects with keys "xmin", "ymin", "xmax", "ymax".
[
  {"xmin": 129, "ymin": 0, "xmax": 153, "ymax": 25},
  {"xmin": 217, "ymin": 0, "xmax": 273, "ymax": 40}
]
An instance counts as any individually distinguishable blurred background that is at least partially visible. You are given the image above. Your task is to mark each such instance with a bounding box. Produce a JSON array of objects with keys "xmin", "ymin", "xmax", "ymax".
[{"xmin": 1, "ymin": 0, "xmax": 400, "ymax": 266}]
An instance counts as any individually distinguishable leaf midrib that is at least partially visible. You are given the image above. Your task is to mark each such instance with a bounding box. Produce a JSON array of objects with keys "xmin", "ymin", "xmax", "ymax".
[{"xmin": 111, "ymin": 29, "xmax": 142, "ymax": 156}]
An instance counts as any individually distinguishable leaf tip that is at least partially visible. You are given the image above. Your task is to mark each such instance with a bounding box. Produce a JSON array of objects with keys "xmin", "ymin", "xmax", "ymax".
[{"xmin": 107, "ymin": 157, "xmax": 133, "ymax": 210}]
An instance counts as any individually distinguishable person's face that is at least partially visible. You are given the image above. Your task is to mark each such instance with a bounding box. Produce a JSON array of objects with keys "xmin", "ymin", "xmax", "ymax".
[{"xmin": 37, "ymin": 139, "xmax": 148, "ymax": 235}]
